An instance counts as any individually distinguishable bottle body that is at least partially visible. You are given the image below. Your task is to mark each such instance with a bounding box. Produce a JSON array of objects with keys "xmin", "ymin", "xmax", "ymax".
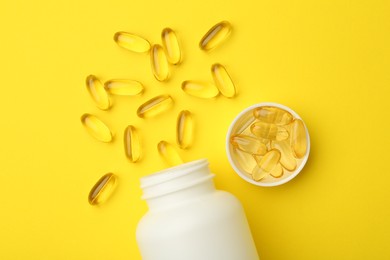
[{"xmin": 136, "ymin": 159, "xmax": 259, "ymax": 260}]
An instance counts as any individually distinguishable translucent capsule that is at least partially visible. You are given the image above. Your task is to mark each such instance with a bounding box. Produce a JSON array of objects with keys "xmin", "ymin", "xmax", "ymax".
[
  {"xmin": 290, "ymin": 119, "xmax": 307, "ymax": 158},
  {"xmin": 211, "ymin": 63, "xmax": 236, "ymax": 98},
  {"xmin": 176, "ymin": 110, "xmax": 194, "ymax": 149},
  {"xmin": 86, "ymin": 75, "xmax": 111, "ymax": 110},
  {"xmin": 81, "ymin": 114, "xmax": 112, "ymax": 143},
  {"xmin": 150, "ymin": 44, "xmax": 170, "ymax": 81},
  {"xmin": 233, "ymin": 148, "xmax": 257, "ymax": 175},
  {"xmin": 113, "ymin": 32, "xmax": 150, "ymax": 53},
  {"xmin": 137, "ymin": 95, "xmax": 173, "ymax": 118},
  {"xmin": 272, "ymin": 140, "xmax": 297, "ymax": 171},
  {"xmin": 181, "ymin": 81, "xmax": 219, "ymax": 98},
  {"xmin": 230, "ymin": 135, "xmax": 267, "ymax": 156},
  {"xmin": 253, "ymin": 106, "xmax": 293, "ymax": 125},
  {"xmin": 199, "ymin": 21, "xmax": 232, "ymax": 51},
  {"xmin": 270, "ymin": 163, "xmax": 284, "ymax": 178},
  {"xmin": 157, "ymin": 141, "xmax": 183, "ymax": 166},
  {"xmin": 252, "ymin": 149, "xmax": 281, "ymax": 181},
  {"xmin": 104, "ymin": 79, "xmax": 144, "ymax": 96},
  {"xmin": 251, "ymin": 122, "xmax": 289, "ymax": 141},
  {"xmin": 161, "ymin": 28, "xmax": 182, "ymax": 65},
  {"xmin": 88, "ymin": 173, "xmax": 117, "ymax": 205},
  {"xmin": 124, "ymin": 125, "xmax": 141, "ymax": 162}
]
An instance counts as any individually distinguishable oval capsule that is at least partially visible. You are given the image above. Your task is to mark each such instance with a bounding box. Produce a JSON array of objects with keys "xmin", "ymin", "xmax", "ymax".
[
  {"xmin": 211, "ymin": 63, "xmax": 236, "ymax": 98},
  {"xmin": 252, "ymin": 149, "xmax": 281, "ymax": 181},
  {"xmin": 124, "ymin": 125, "xmax": 141, "ymax": 162},
  {"xmin": 113, "ymin": 32, "xmax": 150, "ymax": 53},
  {"xmin": 230, "ymin": 135, "xmax": 267, "ymax": 156},
  {"xmin": 104, "ymin": 79, "xmax": 144, "ymax": 96},
  {"xmin": 88, "ymin": 173, "xmax": 117, "ymax": 205},
  {"xmin": 250, "ymin": 122, "xmax": 289, "ymax": 141},
  {"xmin": 272, "ymin": 140, "xmax": 297, "ymax": 171},
  {"xmin": 157, "ymin": 141, "xmax": 183, "ymax": 166},
  {"xmin": 290, "ymin": 119, "xmax": 308, "ymax": 158},
  {"xmin": 137, "ymin": 95, "xmax": 173, "ymax": 118},
  {"xmin": 253, "ymin": 106, "xmax": 293, "ymax": 125},
  {"xmin": 161, "ymin": 28, "xmax": 182, "ymax": 65},
  {"xmin": 199, "ymin": 21, "xmax": 232, "ymax": 51},
  {"xmin": 86, "ymin": 75, "xmax": 111, "ymax": 110},
  {"xmin": 177, "ymin": 110, "xmax": 194, "ymax": 149},
  {"xmin": 81, "ymin": 114, "xmax": 112, "ymax": 143},
  {"xmin": 150, "ymin": 44, "xmax": 170, "ymax": 81},
  {"xmin": 181, "ymin": 80, "xmax": 219, "ymax": 98}
]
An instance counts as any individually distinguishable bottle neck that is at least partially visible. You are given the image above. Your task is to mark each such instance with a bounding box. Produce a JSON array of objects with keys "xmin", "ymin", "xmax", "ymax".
[{"xmin": 140, "ymin": 159, "xmax": 216, "ymax": 211}]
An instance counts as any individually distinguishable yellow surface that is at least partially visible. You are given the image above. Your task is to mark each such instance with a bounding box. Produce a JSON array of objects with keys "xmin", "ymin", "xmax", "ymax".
[{"xmin": 1, "ymin": 0, "xmax": 389, "ymax": 259}]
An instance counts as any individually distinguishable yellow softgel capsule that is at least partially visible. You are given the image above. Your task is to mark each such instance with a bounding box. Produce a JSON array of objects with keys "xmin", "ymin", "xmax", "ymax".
[
  {"xmin": 124, "ymin": 125, "xmax": 141, "ymax": 162},
  {"xmin": 113, "ymin": 32, "xmax": 150, "ymax": 53},
  {"xmin": 137, "ymin": 95, "xmax": 173, "ymax": 118},
  {"xmin": 290, "ymin": 119, "xmax": 307, "ymax": 158},
  {"xmin": 88, "ymin": 173, "xmax": 117, "ymax": 205},
  {"xmin": 270, "ymin": 163, "xmax": 284, "ymax": 178},
  {"xmin": 233, "ymin": 148, "xmax": 257, "ymax": 175},
  {"xmin": 211, "ymin": 63, "xmax": 236, "ymax": 98},
  {"xmin": 81, "ymin": 114, "xmax": 112, "ymax": 143},
  {"xmin": 252, "ymin": 149, "xmax": 281, "ymax": 181},
  {"xmin": 150, "ymin": 44, "xmax": 170, "ymax": 81},
  {"xmin": 176, "ymin": 110, "xmax": 194, "ymax": 149},
  {"xmin": 250, "ymin": 121, "xmax": 289, "ymax": 141},
  {"xmin": 230, "ymin": 134, "xmax": 267, "ymax": 156},
  {"xmin": 272, "ymin": 140, "xmax": 297, "ymax": 171},
  {"xmin": 181, "ymin": 80, "xmax": 219, "ymax": 98},
  {"xmin": 199, "ymin": 21, "xmax": 232, "ymax": 51},
  {"xmin": 86, "ymin": 75, "xmax": 111, "ymax": 110},
  {"xmin": 253, "ymin": 106, "xmax": 293, "ymax": 125},
  {"xmin": 104, "ymin": 79, "xmax": 144, "ymax": 96},
  {"xmin": 157, "ymin": 141, "xmax": 184, "ymax": 166},
  {"xmin": 161, "ymin": 28, "xmax": 182, "ymax": 65}
]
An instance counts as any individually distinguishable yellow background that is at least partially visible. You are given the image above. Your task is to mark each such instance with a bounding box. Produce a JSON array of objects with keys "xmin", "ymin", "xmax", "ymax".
[{"xmin": 1, "ymin": 0, "xmax": 389, "ymax": 259}]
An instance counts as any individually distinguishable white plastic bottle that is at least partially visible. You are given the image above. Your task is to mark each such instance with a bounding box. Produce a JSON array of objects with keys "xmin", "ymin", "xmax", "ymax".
[{"xmin": 136, "ymin": 159, "xmax": 259, "ymax": 260}]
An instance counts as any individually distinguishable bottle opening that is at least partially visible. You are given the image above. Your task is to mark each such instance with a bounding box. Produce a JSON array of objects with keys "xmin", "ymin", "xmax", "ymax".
[{"xmin": 140, "ymin": 159, "xmax": 214, "ymax": 200}]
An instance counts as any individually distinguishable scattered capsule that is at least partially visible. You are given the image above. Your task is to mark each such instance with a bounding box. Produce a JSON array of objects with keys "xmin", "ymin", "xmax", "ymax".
[
  {"xmin": 211, "ymin": 63, "xmax": 236, "ymax": 98},
  {"xmin": 150, "ymin": 44, "xmax": 170, "ymax": 81},
  {"xmin": 157, "ymin": 141, "xmax": 183, "ymax": 166},
  {"xmin": 176, "ymin": 110, "xmax": 194, "ymax": 149},
  {"xmin": 137, "ymin": 95, "xmax": 173, "ymax": 118},
  {"xmin": 88, "ymin": 173, "xmax": 117, "ymax": 205},
  {"xmin": 86, "ymin": 75, "xmax": 111, "ymax": 110},
  {"xmin": 270, "ymin": 163, "xmax": 284, "ymax": 178},
  {"xmin": 233, "ymin": 148, "xmax": 257, "ymax": 175},
  {"xmin": 230, "ymin": 135, "xmax": 267, "ymax": 155},
  {"xmin": 290, "ymin": 119, "xmax": 308, "ymax": 158},
  {"xmin": 181, "ymin": 80, "xmax": 219, "ymax": 98},
  {"xmin": 81, "ymin": 114, "xmax": 112, "ymax": 142},
  {"xmin": 253, "ymin": 107, "xmax": 293, "ymax": 125},
  {"xmin": 199, "ymin": 21, "xmax": 232, "ymax": 51},
  {"xmin": 252, "ymin": 149, "xmax": 281, "ymax": 181},
  {"xmin": 104, "ymin": 79, "xmax": 144, "ymax": 96},
  {"xmin": 113, "ymin": 32, "xmax": 150, "ymax": 53},
  {"xmin": 272, "ymin": 140, "xmax": 297, "ymax": 171},
  {"xmin": 251, "ymin": 122, "xmax": 289, "ymax": 141},
  {"xmin": 124, "ymin": 125, "xmax": 141, "ymax": 162},
  {"xmin": 161, "ymin": 28, "xmax": 182, "ymax": 65}
]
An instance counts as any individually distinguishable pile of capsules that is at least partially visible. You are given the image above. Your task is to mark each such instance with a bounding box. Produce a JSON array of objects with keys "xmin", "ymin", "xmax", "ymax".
[
  {"xmin": 230, "ymin": 106, "xmax": 308, "ymax": 182},
  {"xmin": 83, "ymin": 21, "xmax": 236, "ymax": 205}
]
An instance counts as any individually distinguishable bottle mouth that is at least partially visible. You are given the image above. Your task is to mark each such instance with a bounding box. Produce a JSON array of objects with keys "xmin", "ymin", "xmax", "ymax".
[{"xmin": 140, "ymin": 159, "xmax": 214, "ymax": 200}]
